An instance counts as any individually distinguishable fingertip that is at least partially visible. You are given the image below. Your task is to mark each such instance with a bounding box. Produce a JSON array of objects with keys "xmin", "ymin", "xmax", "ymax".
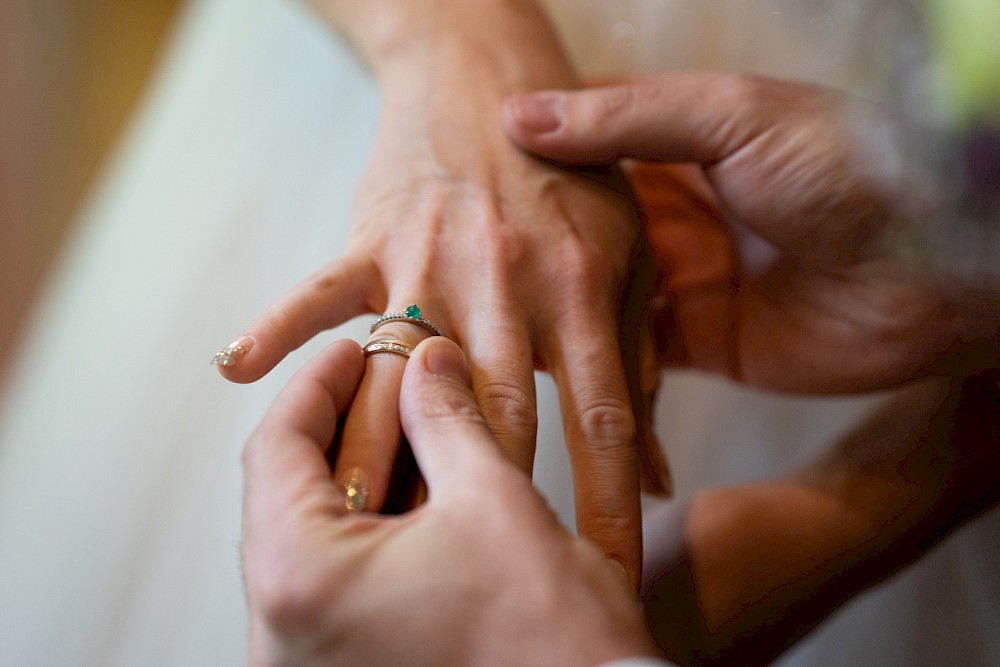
[
  {"xmin": 320, "ymin": 338, "xmax": 366, "ymax": 382},
  {"xmin": 400, "ymin": 338, "xmax": 501, "ymax": 497},
  {"xmin": 504, "ymin": 89, "xmax": 620, "ymax": 165},
  {"xmin": 417, "ymin": 336, "xmax": 471, "ymax": 385},
  {"xmin": 248, "ymin": 339, "xmax": 365, "ymax": 469},
  {"xmin": 214, "ymin": 254, "xmax": 376, "ymax": 383},
  {"xmin": 211, "ymin": 333, "xmax": 284, "ymax": 384},
  {"xmin": 210, "ymin": 335, "xmax": 264, "ymax": 383},
  {"xmin": 503, "ymin": 92, "xmax": 565, "ymax": 138},
  {"xmin": 210, "ymin": 334, "xmax": 254, "ymax": 367}
]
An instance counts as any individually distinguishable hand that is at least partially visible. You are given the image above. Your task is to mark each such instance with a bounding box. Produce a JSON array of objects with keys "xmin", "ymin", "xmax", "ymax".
[
  {"xmin": 240, "ymin": 337, "xmax": 655, "ymax": 667},
  {"xmin": 637, "ymin": 369, "xmax": 1000, "ymax": 665},
  {"xmin": 215, "ymin": 1, "xmax": 669, "ymax": 586},
  {"xmin": 505, "ymin": 73, "xmax": 999, "ymax": 393}
]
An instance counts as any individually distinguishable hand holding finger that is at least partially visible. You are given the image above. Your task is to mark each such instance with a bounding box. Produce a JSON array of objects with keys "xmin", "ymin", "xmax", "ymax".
[
  {"xmin": 241, "ymin": 339, "xmax": 365, "ymax": 550},
  {"xmin": 332, "ymin": 303, "xmax": 446, "ymax": 512},
  {"xmin": 400, "ymin": 337, "xmax": 517, "ymax": 504},
  {"xmin": 504, "ymin": 74, "xmax": 903, "ymax": 268}
]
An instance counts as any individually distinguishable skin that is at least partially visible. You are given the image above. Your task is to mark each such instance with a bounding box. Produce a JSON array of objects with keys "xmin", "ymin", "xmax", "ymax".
[
  {"xmin": 240, "ymin": 337, "xmax": 656, "ymax": 667},
  {"xmin": 216, "ymin": 0, "xmax": 666, "ymax": 587},
  {"xmin": 505, "ymin": 73, "xmax": 1000, "ymax": 664},
  {"xmin": 241, "ymin": 72, "xmax": 999, "ymax": 666},
  {"xmin": 639, "ymin": 373, "xmax": 1000, "ymax": 665},
  {"xmin": 505, "ymin": 73, "xmax": 999, "ymax": 393}
]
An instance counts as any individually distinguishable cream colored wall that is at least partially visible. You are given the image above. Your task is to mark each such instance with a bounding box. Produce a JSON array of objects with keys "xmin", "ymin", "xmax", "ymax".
[{"xmin": 0, "ymin": 0, "xmax": 182, "ymax": 376}]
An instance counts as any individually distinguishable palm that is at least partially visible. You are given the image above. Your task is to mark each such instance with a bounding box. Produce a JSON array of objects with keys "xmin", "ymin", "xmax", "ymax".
[{"xmin": 634, "ymin": 157, "xmax": 956, "ymax": 394}]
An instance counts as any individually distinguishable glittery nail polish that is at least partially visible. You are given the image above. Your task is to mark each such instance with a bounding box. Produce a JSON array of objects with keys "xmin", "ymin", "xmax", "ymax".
[
  {"xmin": 210, "ymin": 336, "xmax": 254, "ymax": 367},
  {"xmin": 342, "ymin": 467, "xmax": 369, "ymax": 512}
]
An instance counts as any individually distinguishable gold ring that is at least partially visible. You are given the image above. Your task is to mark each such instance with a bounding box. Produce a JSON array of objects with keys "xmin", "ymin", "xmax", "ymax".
[{"xmin": 363, "ymin": 340, "xmax": 414, "ymax": 358}]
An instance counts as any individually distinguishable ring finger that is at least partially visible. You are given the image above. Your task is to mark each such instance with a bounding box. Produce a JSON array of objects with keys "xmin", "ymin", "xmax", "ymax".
[{"xmin": 332, "ymin": 302, "xmax": 447, "ymax": 513}]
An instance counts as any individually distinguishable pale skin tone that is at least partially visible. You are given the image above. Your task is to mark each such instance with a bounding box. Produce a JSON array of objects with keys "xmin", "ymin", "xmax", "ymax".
[
  {"xmin": 241, "ymin": 341, "xmax": 999, "ymax": 666},
  {"xmin": 216, "ymin": 0, "xmax": 665, "ymax": 586},
  {"xmin": 241, "ymin": 337, "xmax": 656, "ymax": 667},
  {"xmin": 505, "ymin": 72, "xmax": 999, "ymax": 392},
  {"xmin": 638, "ymin": 373, "xmax": 1000, "ymax": 665},
  {"xmin": 216, "ymin": 0, "xmax": 1000, "ymax": 639},
  {"xmin": 241, "ymin": 69, "xmax": 998, "ymax": 665},
  {"xmin": 504, "ymin": 73, "xmax": 1000, "ymax": 664}
]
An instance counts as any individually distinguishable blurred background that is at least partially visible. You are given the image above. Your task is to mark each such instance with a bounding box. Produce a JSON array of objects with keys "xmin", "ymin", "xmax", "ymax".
[{"xmin": 0, "ymin": 0, "xmax": 182, "ymax": 378}]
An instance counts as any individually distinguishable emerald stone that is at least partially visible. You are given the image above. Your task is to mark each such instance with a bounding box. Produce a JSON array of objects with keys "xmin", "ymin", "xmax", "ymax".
[{"xmin": 405, "ymin": 304, "xmax": 422, "ymax": 319}]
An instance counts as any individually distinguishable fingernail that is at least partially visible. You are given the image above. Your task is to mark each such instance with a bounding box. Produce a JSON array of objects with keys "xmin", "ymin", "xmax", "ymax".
[
  {"xmin": 510, "ymin": 93, "xmax": 564, "ymax": 134},
  {"xmin": 210, "ymin": 336, "xmax": 254, "ymax": 367},
  {"xmin": 424, "ymin": 340, "xmax": 470, "ymax": 383},
  {"xmin": 342, "ymin": 467, "xmax": 369, "ymax": 512}
]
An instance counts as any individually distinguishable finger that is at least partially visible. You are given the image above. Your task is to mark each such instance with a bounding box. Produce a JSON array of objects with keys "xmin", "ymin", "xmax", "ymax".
[
  {"xmin": 213, "ymin": 253, "xmax": 379, "ymax": 383},
  {"xmin": 548, "ymin": 307, "xmax": 642, "ymax": 589},
  {"xmin": 331, "ymin": 309, "xmax": 444, "ymax": 513},
  {"xmin": 503, "ymin": 73, "xmax": 770, "ymax": 165},
  {"xmin": 618, "ymin": 226, "xmax": 672, "ymax": 497},
  {"xmin": 242, "ymin": 339, "xmax": 365, "ymax": 534},
  {"xmin": 633, "ymin": 160, "xmax": 740, "ymax": 377},
  {"xmin": 399, "ymin": 337, "xmax": 514, "ymax": 504},
  {"xmin": 635, "ymin": 322, "xmax": 672, "ymax": 497},
  {"xmin": 464, "ymin": 311, "xmax": 538, "ymax": 474}
]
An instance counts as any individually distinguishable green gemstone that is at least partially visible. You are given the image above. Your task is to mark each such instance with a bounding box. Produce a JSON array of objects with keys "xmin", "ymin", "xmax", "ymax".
[{"xmin": 405, "ymin": 304, "xmax": 422, "ymax": 319}]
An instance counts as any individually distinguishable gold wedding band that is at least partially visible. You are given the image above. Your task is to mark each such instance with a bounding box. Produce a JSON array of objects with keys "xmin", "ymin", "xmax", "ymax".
[{"xmin": 363, "ymin": 340, "xmax": 414, "ymax": 358}]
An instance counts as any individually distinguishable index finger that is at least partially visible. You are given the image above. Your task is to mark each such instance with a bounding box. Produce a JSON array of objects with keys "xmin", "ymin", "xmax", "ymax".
[{"xmin": 242, "ymin": 339, "xmax": 365, "ymax": 525}]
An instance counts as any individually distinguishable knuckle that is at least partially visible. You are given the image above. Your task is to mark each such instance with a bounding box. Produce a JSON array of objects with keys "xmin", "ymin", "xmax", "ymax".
[
  {"xmin": 592, "ymin": 83, "xmax": 644, "ymax": 127},
  {"xmin": 305, "ymin": 269, "xmax": 340, "ymax": 294},
  {"xmin": 590, "ymin": 85, "xmax": 630, "ymax": 125},
  {"xmin": 577, "ymin": 399, "xmax": 637, "ymax": 453},
  {"xmin": 414, "ymin": 382, "xmax": 487, "ymax": 426},
  {"xmin": 557, "ymin": 243, "xmax": 609, "ymax": 289},
  {"xmin": 724, "ymin": 73, "xmax": 825, "ymax": 119},
  {"xmin": 723, "ymin": 72, "xmax": 768, "ymax": 101},
  {"xmin": 476, "ymin": 381, "xmax": 538, "ymax": 434},
  {"xmin": 587, "ymin": 82, "xmax": 666, "ymax": 144},
  {"xmin": 472, "ymin": 225, "xmax": 527, "ymax": 280},
  {"xmin": 577, "ymin": 502, "xmax": 637, "ymax": 555},
  {"xmin": 719, "ymin": 72, "xmax": 790, "ymax": 110}
]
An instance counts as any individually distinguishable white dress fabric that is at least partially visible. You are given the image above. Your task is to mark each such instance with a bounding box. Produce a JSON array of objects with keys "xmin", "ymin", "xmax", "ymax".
[{"xmin": 0, "ymin": 1, "xmax": 996, "ymax": 665}]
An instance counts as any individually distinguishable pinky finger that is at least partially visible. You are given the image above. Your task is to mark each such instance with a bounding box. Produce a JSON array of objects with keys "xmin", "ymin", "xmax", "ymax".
[{"xmin": 212, "ymin": 253, "xmax": 380, "ymax": 383}]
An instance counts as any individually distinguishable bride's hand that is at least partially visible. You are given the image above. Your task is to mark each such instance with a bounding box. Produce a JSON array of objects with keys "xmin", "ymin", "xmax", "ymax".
[{"xmin": 212, "ymin": 0, "xmax": 666, "ymax": 587}]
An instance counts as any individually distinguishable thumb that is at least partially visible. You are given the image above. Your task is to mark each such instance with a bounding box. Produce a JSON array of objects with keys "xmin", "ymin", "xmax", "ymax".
[
  {"xmin": 503, "ymin": 73, "xmax": 770, "ymax": 166},
  {"xmin": 399, "ymin": 337, "xmax": 510, "ymax": 503}
]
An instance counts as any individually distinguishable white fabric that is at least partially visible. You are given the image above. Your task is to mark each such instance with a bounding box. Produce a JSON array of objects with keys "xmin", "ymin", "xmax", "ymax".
[{"xmin": 0, "ymin": 1, "xmax": 997, "ymax": 666}]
